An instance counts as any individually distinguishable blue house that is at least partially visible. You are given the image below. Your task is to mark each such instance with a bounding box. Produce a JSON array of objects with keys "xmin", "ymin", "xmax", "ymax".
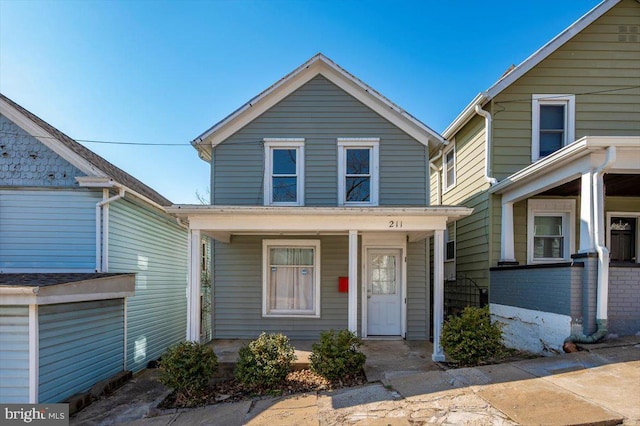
[
  {"xmin": 169, "ymin": 54, "xmax": 472, "ymax": 361},
  {"xmin": 0, "ymin": 94, "xmax": 188, "ymax": 403}
]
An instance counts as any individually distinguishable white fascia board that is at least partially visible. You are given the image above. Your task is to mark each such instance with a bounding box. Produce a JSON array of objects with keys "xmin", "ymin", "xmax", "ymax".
[
  {"xmin": 0, "ymin": 98, "xmax": 107, "ymax": 178},
  {"xmin": 192, "ymin": 53, "xmax": 443, "ymax": 152},
  {"xmin": 442, "ymin": 0, "xmax": 620, "ymax": 141},
  {"xmin": 76, "ymin": 176, "xmax": 169, "ymax": 213}
]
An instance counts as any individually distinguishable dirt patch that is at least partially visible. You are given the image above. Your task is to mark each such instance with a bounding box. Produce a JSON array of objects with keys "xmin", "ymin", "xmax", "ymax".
[{"xmin": 159, "ymin": 368, "xmax": 367, "ymax": 409}]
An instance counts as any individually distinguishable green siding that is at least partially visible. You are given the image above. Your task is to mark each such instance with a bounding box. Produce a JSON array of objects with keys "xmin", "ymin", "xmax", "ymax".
[
  {"xmin": 0, "ymin": 189, "xmax": 100, "ymax": 271},
  {"xmin": 0, "ymin": 306, "xmax": 29, "ymax": 403},
  {"xmin": 491, "ymin": 0, "xmax": 640, "ymax": 179},
  {"xmin": 213, "ymin": 75, "xmax": 428, "ymax": 207},
  {"xmin": 108, "ymin": 198, "xmax": 188, "ymax": 372},
  {"xmin": 406, "ymin": 240, "xmax": 429, "ymax": 339},
  {"xmin": 39, "ymin": 300, "xmax": 124, "ymax": 403}
]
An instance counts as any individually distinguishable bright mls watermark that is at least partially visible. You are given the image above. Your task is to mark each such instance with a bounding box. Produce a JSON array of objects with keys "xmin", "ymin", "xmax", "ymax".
[{"xmin": 1, "ymin": 404, "xmax": 68, "ymax": 425}]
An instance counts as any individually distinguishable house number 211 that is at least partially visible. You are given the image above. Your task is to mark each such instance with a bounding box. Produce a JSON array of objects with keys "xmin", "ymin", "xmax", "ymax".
[{"xmin": 388, "ymin": 220, "xmax": 403, "ymax": 228}]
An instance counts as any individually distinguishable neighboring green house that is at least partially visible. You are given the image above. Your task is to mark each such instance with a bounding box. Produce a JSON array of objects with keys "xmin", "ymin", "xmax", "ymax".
[
  {"xmin": 0, "ymin": 94, "xmax": 188, "ymax": 403},
  {"xmin": 169, "ymin": 54, "xmax": 472, "ymax": 361},
  {"xmin": 430, "ymin": 0, "xmax": 640, "ymax": 353}
]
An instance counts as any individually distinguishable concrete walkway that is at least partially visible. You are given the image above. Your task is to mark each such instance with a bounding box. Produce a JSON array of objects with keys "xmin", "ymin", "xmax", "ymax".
[{"xmin": 71, "ymin": 339, "xmax": 640, "ymax": 426}]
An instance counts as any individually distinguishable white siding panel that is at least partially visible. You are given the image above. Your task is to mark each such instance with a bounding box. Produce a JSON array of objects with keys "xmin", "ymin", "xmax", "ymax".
[
  {"xmin": 0, "ymin": 189, "xmax": 99, "ymax": 271},
  {"xmin": 108, "ymin": 199, "xmax": 188, "ymax": 372},
  {"xmin": 0, "ymin": 306, "xmax": 30, "ymax": 403}
]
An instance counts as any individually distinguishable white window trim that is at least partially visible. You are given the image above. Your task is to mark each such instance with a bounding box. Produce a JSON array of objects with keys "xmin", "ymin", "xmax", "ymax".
[
  {"xmin": 263, "ymin": 138, "xmax": 305, "ymax": 206},
  {"xmin": 531, "ymin": 94, "xmax": 575, "ymax": 162},
  {"xmin": 262, "ymin": 239, "xmax": 321, "ymax": 318},
  {"xmin": 527, "ymin": 199, "xmax": 576, "ymax": 264},
  {"xmin": 606, "ymin": 211, "xmax": 640, "ymax": 264},
  {"xmin": 337, "ymin": 138, "xmax": 380, "ymax": 206},
  {"xmin": 443, "ymin": 144, "xmax": 456, "ymax": 193}
]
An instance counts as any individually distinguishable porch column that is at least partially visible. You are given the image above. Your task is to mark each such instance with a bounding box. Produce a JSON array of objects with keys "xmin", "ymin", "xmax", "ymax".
[
  {"xmin": 187, "ymin": 229, "xmax": 202, "ymax": 342},
  {"xmin": 432, "ymin": 229, "xmax": 445, "ymax": 362},
  {"xmin": 348, "ymin": 230, "xmax": 358, "ymax": 334},
  {"xmin": 579, "ymin": 170, "xmax": 596, "ymax": 253},
  {"xmin": 500, "ymin": 201, "xmax": 516, "ymax": 262}
]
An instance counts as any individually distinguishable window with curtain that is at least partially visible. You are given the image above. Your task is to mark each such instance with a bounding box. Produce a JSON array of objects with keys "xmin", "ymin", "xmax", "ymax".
[{"xmin": 263, "ymin": 240, "xmax": 320, "ymax": 317}]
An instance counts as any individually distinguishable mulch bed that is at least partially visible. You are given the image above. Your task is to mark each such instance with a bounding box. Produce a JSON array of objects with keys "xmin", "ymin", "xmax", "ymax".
[{"xmin": 158, "ymin": 369, "xmax": 367, "ymax": 409}]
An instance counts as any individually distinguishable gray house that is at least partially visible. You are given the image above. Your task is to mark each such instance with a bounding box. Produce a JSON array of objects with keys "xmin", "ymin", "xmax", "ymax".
[
  {"xmin": 0, "ymin": 94, "xmax": 188, "ymax": 403},
  {"xmin": 169, "ymin": 54, "xmax": 472, "ymax": 361}
]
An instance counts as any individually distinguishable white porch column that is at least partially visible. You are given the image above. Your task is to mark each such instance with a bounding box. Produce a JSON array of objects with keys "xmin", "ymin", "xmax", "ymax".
[
  {"xmin": 579, "ymin": 170, "xmax": 596, "ymax": 253},
  {"xmin": 432, "ymin": 229, "xmax": 445, "ymax": 362},
  {"xmin": 500, "ymin": 201, "xmax": 516, "ymax": 262},
  {"xmin": 348, "ymin": 230, "xmax": 358, "ymax": 334},
  {"xmin": 28, "ymin": 304, "xmax": 39, "ymax": 403},
  {"xmin": 187, "ymin": 229, "xmax": 202, "ymax": 342}
]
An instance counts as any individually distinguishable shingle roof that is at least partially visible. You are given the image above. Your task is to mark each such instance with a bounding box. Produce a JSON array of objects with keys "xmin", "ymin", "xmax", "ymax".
[
  {"xmin": 0, "ymin": 273, "xmax": 128, "ymax": 287},
  {"xmin": 0, "ymin": 93, "xmax": 173, "ymax": 206}
]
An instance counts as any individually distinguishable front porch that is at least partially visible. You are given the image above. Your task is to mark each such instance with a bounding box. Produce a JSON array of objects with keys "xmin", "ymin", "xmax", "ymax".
[{"xmin": 208, "ymin": 339, "xmax": 441, "ymax": 381}]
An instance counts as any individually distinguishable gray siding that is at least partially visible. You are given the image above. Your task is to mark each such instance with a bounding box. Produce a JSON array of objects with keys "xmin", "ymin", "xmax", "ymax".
[
  {"xmin": 213, "ymin": 235, "xmax": 349, "ymax": 339},
  {"xmin": 0, "ymin": 306, "xmax": 30, "ymax": 403},
  {"xmin": 609, "ymin": 266, "xmax": 640, "ymax": 336},
  {"xmin": 212, "ymin": 75, "xmax": 427, "ymax": 207},
  {"xmin": 108, "ymin": 198, "xmax": 188, "ymax": 372},
  {"xmin": 0, "ymin": 114, "xmax": 84, "ymax": 187},
  {"xmin": 39, "ymin": 300, "xmax": 124, "ymax": 403},
  {"xmin": 406, "ymin": 240, "xmax": 429, "ymax": 339},
  {"xmin": 0, "ymin": 189, "xmax": 100, "ymax": 271},
  {"xmin": 490, "ymin": 264, "xmax": 583, "ymax": 316}
]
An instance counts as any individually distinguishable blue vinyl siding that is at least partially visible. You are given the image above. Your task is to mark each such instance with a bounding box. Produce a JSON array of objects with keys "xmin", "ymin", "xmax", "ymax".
[
  {"xmin": 38, "ymin": 300, "xmax": 124, "ymax": 403},
  {"xmin": 0, "ymin": 306, "xmax": 30, "ymax": 403},
  {"xmin": 0, "ymin": 189, "xmax": 99, "ymax": 271},
  {"xmin": 212, "ymin": 75, "xmax": 428, "ymax": 206},
  {"xmin": 108, "ymin": 198, "xmax": 188, "ymax": 372}
]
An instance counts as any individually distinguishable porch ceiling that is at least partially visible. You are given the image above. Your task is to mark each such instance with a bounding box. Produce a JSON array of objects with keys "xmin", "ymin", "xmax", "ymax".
[{"xmin": 541, "ymin": 174, "xmax": 640, "ymax": 197}]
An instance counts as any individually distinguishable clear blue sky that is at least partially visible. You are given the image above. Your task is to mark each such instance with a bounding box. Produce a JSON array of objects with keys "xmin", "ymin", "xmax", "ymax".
[{"xmin": 0, "ymin": 0, "xmax": 601, "ymax": 204}]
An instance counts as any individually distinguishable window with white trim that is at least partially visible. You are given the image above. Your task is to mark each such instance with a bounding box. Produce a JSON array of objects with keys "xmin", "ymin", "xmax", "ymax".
[
  {"xmin": 527, "ymin": 199, "xmax": 575, "ymax": 263},
  {"xmin": 262, "ymin": 240, "xmax": 320, "ymax": 318},
  {"xmin": 338, "ymin": 138, "xmax": 379, "ymax": 205},
  {"xmin": 443, "ymin": 145, "xmax": 456, "ymax": 191},
  {"xmin": 531, "ymin": 95, "xmax": 575, "ymax": 161},
  {"xmin": 264, "ymin": 139, "xmax": 304, "ymax": 206}
]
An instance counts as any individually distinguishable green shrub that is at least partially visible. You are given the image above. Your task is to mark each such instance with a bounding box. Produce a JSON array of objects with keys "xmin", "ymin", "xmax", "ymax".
[
  {"xmin": 234, "ymin": 332, "xmax": 296, "ymax": 390},
  {"xmin": 310, "ymin": 329, "xmax": 366, "ymax": 382},
  {"xmin": 158, "ymin": 341, "xmax": 218, "ymax": 403},
  {"xmin": 440, "ymin": 306, "xmax": 504, "ymax": 367}
]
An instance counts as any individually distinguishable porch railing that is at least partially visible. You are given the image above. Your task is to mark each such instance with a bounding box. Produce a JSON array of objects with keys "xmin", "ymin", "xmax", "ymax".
[{"xmin": 444, "ymin": 276, "xmax": 488, "ymax": 320}]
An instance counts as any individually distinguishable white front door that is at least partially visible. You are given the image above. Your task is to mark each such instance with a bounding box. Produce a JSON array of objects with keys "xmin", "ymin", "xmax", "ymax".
[{"xmin": 366, "ymin": 248, "xmax": 402, "ymax": 336}]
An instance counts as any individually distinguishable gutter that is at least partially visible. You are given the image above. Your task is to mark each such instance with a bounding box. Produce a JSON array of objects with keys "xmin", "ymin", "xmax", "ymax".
[
  {"xmin": 474, "ymin": 105, "xmax": 498, "ymax": 185},
  {"xmin": 567, "ymin": 146, "xmax": 616, "ymax": 343},
  {"xmin": 95, "ymin": 186, "xmax": 126, "ymax": 272}
]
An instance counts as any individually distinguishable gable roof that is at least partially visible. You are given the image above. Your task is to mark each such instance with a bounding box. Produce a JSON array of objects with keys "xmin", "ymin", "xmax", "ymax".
[
  {"xmin": 443, "ymin": 0, "xmax": 622, "ymax": 139},
  {"xmin": 0, "ymin": 93, "xmax": 173, "ymax": 206},
  {"xmin": 192, "ymin": 53, "xmax": 444, "ymax": 160}
]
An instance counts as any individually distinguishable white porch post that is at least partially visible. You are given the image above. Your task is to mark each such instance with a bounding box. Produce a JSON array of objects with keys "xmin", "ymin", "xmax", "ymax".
[
  {"xmin": 432, "ymin": 229, "xmax": 445, "ymax": 362},
  {"xmin": 579, "ymin": 170, "xmax": 596, "ymax": 253},
  {"xmin": 348, "ymin": 230, "xmax": 358, "ymax": 334},
  {"xmin": 500, "ymin": 201, "xmax": 516, "ymax": 262},
  {"xmin": 28, "ymin": 304, "xmax": 38, "ymax": 403},
  {"xmin": 187, "ymin": 229, "xmax": 202, "ymax": 342}
]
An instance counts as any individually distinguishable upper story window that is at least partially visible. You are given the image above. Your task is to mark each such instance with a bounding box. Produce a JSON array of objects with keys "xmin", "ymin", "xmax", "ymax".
[
  {"xmin": 264, "ymin": 139, "xmax": 304, "ymax": 206},
  {"xmin": 527, "ymin": 199, "xmax": 575, "ymax": 264},
  {"xmin": 337, "ymin": 138, "xmax": 379, "ymax": 206},
  {"xmin": 443, "ymin": 145, "xmax": 456, "ymax": 192},
  {"xmin": 531, "ymin": 95, "xmax": 575, "ymax": 161}
]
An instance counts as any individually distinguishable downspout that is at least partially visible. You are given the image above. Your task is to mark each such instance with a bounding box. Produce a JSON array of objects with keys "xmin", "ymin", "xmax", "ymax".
[
  {"xmin": 567, "ymin": 146, "xmax": 616, "ymax": 343},
  {"xmin": 95, "ymin": 186, "xmax": 126, "ymax": 272},
  {"xmin": 428, "ymin": 147, "xmax": 445, "ymax": 205},
  {"xmin": 474, "ymin": 105, "xmax": 498, "ymax": 186}
]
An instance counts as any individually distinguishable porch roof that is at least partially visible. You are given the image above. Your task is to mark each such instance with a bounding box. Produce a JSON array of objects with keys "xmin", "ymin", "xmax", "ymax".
[
  {"xmin": 490, "ymin": 136, "xmax": 640, "ymax": 204},
  {"xmin": 166, "ymin": 205, "xmax": 473, "ymax": 243}
]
